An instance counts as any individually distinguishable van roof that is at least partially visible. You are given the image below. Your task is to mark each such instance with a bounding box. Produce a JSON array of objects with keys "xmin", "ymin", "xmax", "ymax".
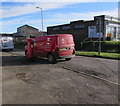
[
  {"xmin": 47, "ymin": 34, "xmax": 72, "ymax": 37},
  {"xmin": 35, "ymin": 34, "xmax": 72, "ymax": 40}
]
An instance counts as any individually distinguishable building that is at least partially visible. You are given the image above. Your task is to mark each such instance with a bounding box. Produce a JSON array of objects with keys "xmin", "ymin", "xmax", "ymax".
[
  {"xmin": 14, "ymin": 24, "xmax": 40, "ymax": 38},
  {"xmin": 13, "ymin": 24, "xmax": 47, "ymax": 38},
  {"xmin": 39, "ymin": 31, "xmax": 47, "ymax": 36},
  {"xmin": 47, "ymin": 15, "xmax": 120, "ymax": 49},
  {"xmin": 13, "ymin": 25, "xmax": 47, "ymax": 42}
]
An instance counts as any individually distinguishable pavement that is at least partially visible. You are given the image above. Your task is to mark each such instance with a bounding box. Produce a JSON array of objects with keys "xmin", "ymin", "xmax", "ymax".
[{"xmin": 1, "ymin": 49, "xmax": 119, "ymax": 104}]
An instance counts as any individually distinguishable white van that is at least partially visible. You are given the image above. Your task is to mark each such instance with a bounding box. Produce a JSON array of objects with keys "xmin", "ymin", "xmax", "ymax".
[{"xmin": 0, "ymin": 36, "xmax": 14, "ymax": 50}]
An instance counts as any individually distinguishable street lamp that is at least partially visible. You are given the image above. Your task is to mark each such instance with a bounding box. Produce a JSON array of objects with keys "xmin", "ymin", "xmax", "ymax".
[
  {"xmin": 36, "ymin": 7, "xmax": 44, "ymax": 36},
  {"xmin": 98, "ymin": 17, "xmax": 102, "ymax": 55},
  {"xmin": 96, "ymin": 17, "xmax": 102, "ymax": 55}
]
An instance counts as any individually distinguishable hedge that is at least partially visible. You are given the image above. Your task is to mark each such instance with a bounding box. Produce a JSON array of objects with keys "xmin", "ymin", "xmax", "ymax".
[{"xmin": 81, "ymin": 41, "xmax": 120, "ymax": 53}]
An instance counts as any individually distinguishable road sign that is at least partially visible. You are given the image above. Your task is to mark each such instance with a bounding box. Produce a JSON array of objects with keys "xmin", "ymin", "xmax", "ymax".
[{"xmin": 96, "ymin": 17, "xmax": 104, "ymax": 33}]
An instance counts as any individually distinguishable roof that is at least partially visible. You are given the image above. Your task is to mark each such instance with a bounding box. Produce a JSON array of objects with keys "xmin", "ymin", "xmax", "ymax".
[
  {"xmin": 48, "ymin": 24, "xmax": 70, "ymax": 28},
  {"xmin": 18, "ymin": 24, "xmax": 39, "ymax": 30},
  {"xmin": 105, "ymin": 15, "xmax": 120, "ymax": 20},
  {"xmin": 47, "ymin": 15, "xmax": 120, "ymax": 28}
]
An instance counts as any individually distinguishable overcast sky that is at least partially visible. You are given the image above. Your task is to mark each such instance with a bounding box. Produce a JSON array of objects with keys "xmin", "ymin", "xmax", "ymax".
[{"xmin": 1, "ymin": 0, "xmax": 119, "ymax": 33}]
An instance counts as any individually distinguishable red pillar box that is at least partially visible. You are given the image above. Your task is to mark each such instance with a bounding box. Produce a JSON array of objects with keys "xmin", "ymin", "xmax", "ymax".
[{"xmin": 27, "ymin": 39, "xmax": 34, "ymax": 58}]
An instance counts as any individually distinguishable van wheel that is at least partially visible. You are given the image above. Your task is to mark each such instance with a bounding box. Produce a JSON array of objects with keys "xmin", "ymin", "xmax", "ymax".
[
  {"xmin": 65, "ymin": 58, "xmax": 71, "ymax": 61},
  {"xmin": 48, "ymin": 54, "xmax": 56, "ymax": 64}
]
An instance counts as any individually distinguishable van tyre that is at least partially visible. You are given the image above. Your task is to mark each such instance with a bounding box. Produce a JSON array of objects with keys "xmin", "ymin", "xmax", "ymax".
[
  {"xmin": 65, "ymin": 58, "xmax": 71, "ymax": 61},
  {"xmin": 48, "ymin": 54, "xmax": 56, "ymax": 64}
]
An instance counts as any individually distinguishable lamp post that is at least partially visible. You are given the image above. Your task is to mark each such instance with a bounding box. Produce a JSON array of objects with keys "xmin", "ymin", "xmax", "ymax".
[
  {"xmin": 98, "ymin": 17, "xmax": 101, "ymax": 55},
  {"xmin": 96, "ymin": 17, "xmax": 102, "ymax": 55},
  {"xmin": 36, "ymin": 7, "xmax": 44, "ymax": 36}
]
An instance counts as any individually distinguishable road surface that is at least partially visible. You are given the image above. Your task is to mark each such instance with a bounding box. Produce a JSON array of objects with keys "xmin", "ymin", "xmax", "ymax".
[{"xmin": 1, "ymin": 49, "xmax": 119, "ymax": 104}]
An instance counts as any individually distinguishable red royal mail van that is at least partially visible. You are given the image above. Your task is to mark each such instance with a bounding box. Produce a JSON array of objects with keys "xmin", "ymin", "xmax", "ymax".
[{"xmin": 25, "ymin": 34, "xmax": 75, "ymax": 63}]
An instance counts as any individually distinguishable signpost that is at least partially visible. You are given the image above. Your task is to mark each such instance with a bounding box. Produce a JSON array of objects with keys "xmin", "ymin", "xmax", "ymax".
[{"xmin": 96, "ymin": 17, "xmax": 102, "ymax": 55}]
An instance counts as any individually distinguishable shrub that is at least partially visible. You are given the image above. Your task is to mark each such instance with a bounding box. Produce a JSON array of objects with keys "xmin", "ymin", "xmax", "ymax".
[
  {"xmin": 14, "ymin": 42, "xmax": 27, "ymax": 49},
  {"xmin": 81, "ymin": 41, "xmax": 120, "ymax": 53}
]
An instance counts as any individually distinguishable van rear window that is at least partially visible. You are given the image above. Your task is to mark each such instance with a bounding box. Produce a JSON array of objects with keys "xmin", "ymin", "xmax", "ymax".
[{"xmin": 58, "ymin": 37, "xmax": 74, "ymax": 46}]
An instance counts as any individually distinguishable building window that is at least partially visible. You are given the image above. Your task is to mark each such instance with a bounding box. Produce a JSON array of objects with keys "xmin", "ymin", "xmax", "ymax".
[
  {"xmin": 52, "ymin": 27, "xmax": 60, "ymax": 30},
  {"xmin": 62, "ymin": 26, "xmax": 71, "ymax": 30},
  {"xmin": 118, "ymin": 27, "xmax": 120, "ymax": 40},
  {"xmin": 106, "ymin": 25, "xmax": 120, "ymax": 40},
  {"xmin": 74, "ymin": 25, "xmax": 85, "ymax": 28}
]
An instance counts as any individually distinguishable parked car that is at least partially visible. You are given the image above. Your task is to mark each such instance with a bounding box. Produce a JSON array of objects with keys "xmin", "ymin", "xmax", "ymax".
[
  {"xmin": 0, "ymin": 36, "xmax": 14, "ymax": 50},
  {"xmin": 25, "ymin": 34, "xmax": 75, "ymax": 63}
]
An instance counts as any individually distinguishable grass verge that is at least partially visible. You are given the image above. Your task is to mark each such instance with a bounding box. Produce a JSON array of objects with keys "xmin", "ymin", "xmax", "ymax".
[{"xmin": 76, "ymin": 51, "xmax": 120, "ymax": 59}]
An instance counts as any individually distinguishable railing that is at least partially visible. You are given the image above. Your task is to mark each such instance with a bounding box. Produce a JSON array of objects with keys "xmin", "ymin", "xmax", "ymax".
[
  {"xmin": 80, "ymin": 37, "xmax": 101, "ymax": 50},
  {"xmin": 81, "ymin": 37, "xmax": 91, "ymax": 48},
  {"xmin": 92, "ymin": 38, "xmax": 99, "ymax": 50}
]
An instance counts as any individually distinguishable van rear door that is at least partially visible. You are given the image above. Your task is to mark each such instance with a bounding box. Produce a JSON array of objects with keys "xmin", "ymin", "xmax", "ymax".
[
  {"xmin": 58, "ymin": 36, "xmax": 74, "ymax": 47},
  {"xmin": 58, "ymin": 35, "xmax": 74, "ymax": 56}
]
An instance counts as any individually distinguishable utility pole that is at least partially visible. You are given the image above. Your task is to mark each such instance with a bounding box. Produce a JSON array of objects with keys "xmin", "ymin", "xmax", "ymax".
[
  {"xmin": 36, "ymin": 7, "xmax": 44, "ymax": 36},
  {"xmin": 98, "ymin": 17, "xmax": 101, "ymax": 55}
]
